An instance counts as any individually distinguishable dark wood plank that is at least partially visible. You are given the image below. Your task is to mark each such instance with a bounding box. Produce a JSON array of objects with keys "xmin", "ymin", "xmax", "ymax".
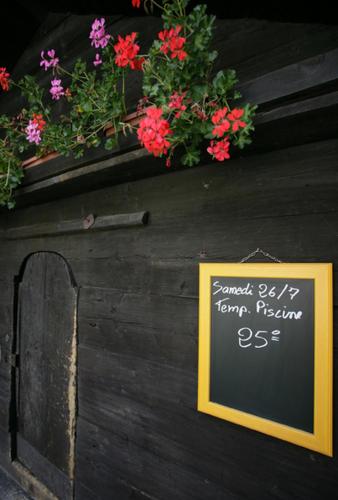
[
  {"xmin": 75, "ymin": 407, "xmax": 338, "ymax": 500},
  {"xmin": 238, "ymin": 47, "xmax": 338, "ymax": 106},
  {"xmin": 78, "ymin": 287, "xmax": 197, "ymax": 370},
  {"xmin": 6, "ymin": 211, "xmax": 148, "ymax": 240},
  {"xmin": 0, "ymin": 426, "xmax": 10, "ymax": 469},
  {"xmin": 16, "ymin": 252, "xmax": 77, "ymax": 498},
  {"xmin": 0, "ymin": 374, "xmax": 10, "ymax": 430},
  {"xmin": 255, "ymin": 91, "xmax": 338, "ymax": 125},
  {"xmin": 15, "ymin": 148, "xmax": 154, "ymax": 205},
  {"xmin": 75, "ymin": 416, "xmax": 238, "ymax": 500},
  {"xmin": 17, "ymin": 436, "xmax": 71, "ymax": 500},
  {"xmin": 76, "ymin": 338, "xmax": 338, "ymax": 499},
  {"xmin": 2, "ymin": 137, "xmax": 337, "ymax": 230}
]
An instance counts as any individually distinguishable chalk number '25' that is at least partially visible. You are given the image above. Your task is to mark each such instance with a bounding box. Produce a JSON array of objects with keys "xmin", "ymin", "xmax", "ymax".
[{"xmin": 238, "ymin": 327, "xmax": 268, "ymax": 349}]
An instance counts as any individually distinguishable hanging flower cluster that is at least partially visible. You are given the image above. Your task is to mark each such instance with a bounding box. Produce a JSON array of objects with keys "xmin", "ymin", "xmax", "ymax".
[
  {"xmin": 0, "ymin": 0, "xmax": 256, "ymax": 208},
  {"xmin": 139, "ymin": 0, "xmax": 256, "ymax": 167},
  {"xmin": 137, "ymin": 107, "xmax": 172, "ymax": 156},
  {"xmin": 207, "ymin": 107, "xmax": 247, "ymax": 160},
  {"xmin": 207, "ymin": 139, "xmax": 230, "ymax": 161}
]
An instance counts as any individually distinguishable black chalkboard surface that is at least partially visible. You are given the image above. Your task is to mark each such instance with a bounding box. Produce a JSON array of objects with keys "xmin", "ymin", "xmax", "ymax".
[{"xmin": 210, "ymin": 277, "xmax": 314, "ymax": 432}]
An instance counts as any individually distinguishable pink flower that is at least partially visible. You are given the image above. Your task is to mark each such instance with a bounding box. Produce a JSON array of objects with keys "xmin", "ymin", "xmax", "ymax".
[
  {"xmin": 40, "ymin": 49, "xmax": 59, "ymax": 71},
  {"xmin": 50, "ymin": 78, "xmax": 64, "ymax": 100},
  {"xmin": 137, "ymin": 107, "xmax": 172, "ymax": 157},
  {"xmin": 25, "ymin": 120, "xmax": 42, "ymax": 145},
  {"xmin": 93, "ymin": 53, "xmax": 103, "ymax": 66},
  {"xmin": 207, "ymin": 138, "xmax": 231, "ymax": 161},
  {"xmin": 169, "ymin": 91, "xmax": 186, "ymax": 118},
  {"xmin": 89, "ymin": 18, "xmax": 110, "ymax": 49}
]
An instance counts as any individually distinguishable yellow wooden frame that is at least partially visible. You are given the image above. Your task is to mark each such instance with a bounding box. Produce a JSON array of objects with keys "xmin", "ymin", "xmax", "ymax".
[{"xmin": 198, "ymin": 263, "xmax": 333, "ymax": 456}]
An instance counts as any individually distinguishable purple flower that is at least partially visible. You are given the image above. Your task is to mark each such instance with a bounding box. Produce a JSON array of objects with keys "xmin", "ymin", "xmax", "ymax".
[
  {"xmin": 89, "ymin": 18, "xmax": 110, "ymax": 49},
  {"xmin": 93, "ymin": 53, "xmax": 103, "ymax": 66},
  {"xmin": 40, "ymin": 49, "xmax": 59, "ymax": 71},
  {"xmin": 25, "ymin": 120, "xmax": 41, "ymax": 145},
  {"xmin": 50, "ymin": 78, "xmax": 64, "ymax": 100}
]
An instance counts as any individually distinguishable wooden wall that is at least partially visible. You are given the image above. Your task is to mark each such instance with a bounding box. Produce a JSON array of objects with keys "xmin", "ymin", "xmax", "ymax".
[{"xmin": 0, "ymin": 11, "xmax": 338, "ymax": 500}]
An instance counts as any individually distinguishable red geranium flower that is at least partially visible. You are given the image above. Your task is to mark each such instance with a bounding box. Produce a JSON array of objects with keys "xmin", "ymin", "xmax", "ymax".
[
  {"xmin": 0, "ymin": 67, "xmax": 10, "ymax": 91},
  {"xmin": 211, "ymin": 107, "xmax": 228, "ymax": 124},
  {"xmin": 114, "ymin": 32, "xmax": 143, "ymax": 70},
  {"xmin": 227, "ymin": 108, "xmax": 247, "ymax": 132},
  {"xmin": 211, "ymin": 107, "xmax": 231, "ymax": 137},
  {"xmin": 207, "ymin": 138, "xmax": 231, "ymax": 161},
  {"xmin": 130, "ymin": 56, "xmax": 145, "ymax": 70},
  {"xmin": 132, "ymin": 0, "xmax": 141, "ymax": 7},
  {"xmin": 137, "ymin": 107, "xmax": 172, "ymax": 157},
  {"xmin": 158, "ymin": 25, "xmax": 187, "ymax": 61},
  {"xmin": 169, "ymin": 91, "xmax": 187, "ymax": 118},
  {"xmin": 32, "ymin": 113, "xmax": 46, "ymax": 131}
]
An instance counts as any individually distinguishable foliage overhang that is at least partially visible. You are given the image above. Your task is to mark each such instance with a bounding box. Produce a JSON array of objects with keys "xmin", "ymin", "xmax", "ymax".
[{"xmin": 0, "ymin": 0, "xmax": 256, "ymax": 208}]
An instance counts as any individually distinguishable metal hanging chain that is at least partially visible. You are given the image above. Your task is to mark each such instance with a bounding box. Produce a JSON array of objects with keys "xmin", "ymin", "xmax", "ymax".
[{"xmin": 240, "ymin": 248, "xmax": 283, "ymax": 263}]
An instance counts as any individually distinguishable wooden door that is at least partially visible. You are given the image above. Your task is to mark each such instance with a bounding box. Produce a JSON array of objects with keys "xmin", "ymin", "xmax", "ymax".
[{"xmin": 15, "ymin": 252, "xmax": 78, "ymax": 499}]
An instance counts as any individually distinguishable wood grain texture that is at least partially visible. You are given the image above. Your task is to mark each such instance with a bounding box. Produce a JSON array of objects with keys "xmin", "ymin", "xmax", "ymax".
[
  {"xmin": 0, "ymin": 14, "xmax": 338, "ymax": 500},
  {"xmin": 6, "ymin": 211, "xmax": 148, "ymax": 240},
  {"xmin": 0, "ymin": 137, "xmax": 336, "ymax": 499},
  {"xmin": 15, "ymin": 252, "xmax": 77, "ymax": 499}
]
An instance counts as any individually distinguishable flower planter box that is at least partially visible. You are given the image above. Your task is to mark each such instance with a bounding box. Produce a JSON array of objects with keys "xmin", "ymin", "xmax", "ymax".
[
  {"xmin": 21, "ymin": 111, "xmax": 146, "ymax": 169},
  {"xmin": 104, "ymin": 109, "xmax": 146, "ymax": 137},
  {"xmin": 22, "ymin": 151, "xmax": 60, "ymax": 169}
]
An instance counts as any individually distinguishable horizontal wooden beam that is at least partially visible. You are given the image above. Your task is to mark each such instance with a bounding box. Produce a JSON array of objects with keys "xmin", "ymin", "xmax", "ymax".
[
  {"xmin": 255, "ymin": 91, "xmax": 338, "ymax": 125},
  {"xmin": 239, "ymin": 48, "xmax": 338, "ymax": 106},
  {"xmin": 5, "ymin": 211, "xmax": 149, "ymax": 240}
]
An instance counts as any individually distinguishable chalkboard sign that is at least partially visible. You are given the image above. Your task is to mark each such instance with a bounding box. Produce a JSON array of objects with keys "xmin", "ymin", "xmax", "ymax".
[{"xmin": 198, "ymin": 263, "xmax": 333, "ymax": 456}]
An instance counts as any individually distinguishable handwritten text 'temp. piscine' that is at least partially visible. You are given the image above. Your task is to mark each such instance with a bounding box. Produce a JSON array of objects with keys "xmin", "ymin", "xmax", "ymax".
[{"xmin": 212, "ymin": 280, "xmax": 303, "ymax": 320}]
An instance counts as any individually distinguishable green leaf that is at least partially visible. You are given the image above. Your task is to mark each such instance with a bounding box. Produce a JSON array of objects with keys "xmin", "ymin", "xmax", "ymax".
[
  {"xmin": 104, "ymin": 137, "xmax": 116, "ymax": 151},
  {"xmin": 212, "ymin": 69, "xmax": 238, "ymax": 95},
  {"xmin": 182, "ymin": 149, "xmax": 200, "ymax": 167}
]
